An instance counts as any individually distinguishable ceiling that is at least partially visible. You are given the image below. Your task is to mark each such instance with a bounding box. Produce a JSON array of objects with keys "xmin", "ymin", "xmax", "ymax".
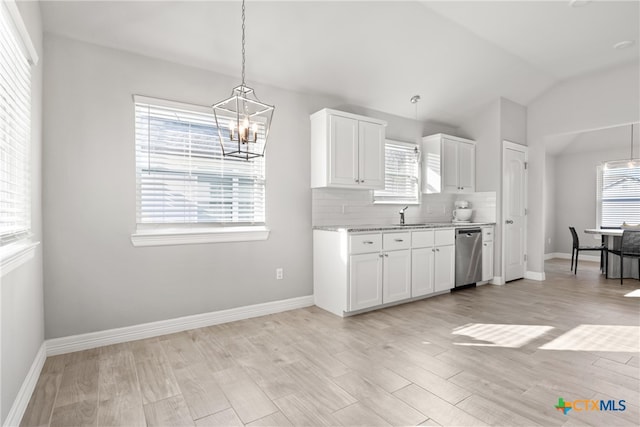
[
  {"xmin": 40, "ymin": 1, "xmax": 639, "ymax": 126},
  {"xmin": 546, "ymin": 123, "xmax": 639, "ymax": 156}
]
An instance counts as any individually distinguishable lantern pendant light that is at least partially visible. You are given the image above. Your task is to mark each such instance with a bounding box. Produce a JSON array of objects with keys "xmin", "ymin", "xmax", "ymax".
[{"xmin": 212, "ymin": 0, "xmax": 274, "ymax": 160}]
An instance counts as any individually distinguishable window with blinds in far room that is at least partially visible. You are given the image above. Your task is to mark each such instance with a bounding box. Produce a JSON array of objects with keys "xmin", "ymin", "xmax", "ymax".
[
  {"xmin": 134, "ymin": 96, "xmax": 266, "ymax": 227},
  {"xmin": 374, "ymin": 140, "xmax": 420, "ymax": 204},
  {"xmin": 597, "ymin": 160, "xmax": 640, "ymax": 228}
]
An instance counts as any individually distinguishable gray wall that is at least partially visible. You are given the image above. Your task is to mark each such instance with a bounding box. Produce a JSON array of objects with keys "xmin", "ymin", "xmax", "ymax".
[
  {"xmin": 544, "ymin": 153, "xmax": 556, "ymax": 255},
  {"xmin": 527, "ymin": 62, "xmax": 640, "ymax": 274},
  {"xmin": 1, "ymin": 1, "xmax": 44, "ymax": 423},
  {"xmin": 42, "ymin": 34, "xmax": 343, "ymax": 339},
  {"xmin": 554, "ymin": 147, "xmax": 628, "ymax": 254},
  {"xmin": 547, "ymin": 127, "xmax": 633, "ymax": 255},
  {"xmin": 458, "ymin": 97, "xmax": 527, "ymax": 281}
]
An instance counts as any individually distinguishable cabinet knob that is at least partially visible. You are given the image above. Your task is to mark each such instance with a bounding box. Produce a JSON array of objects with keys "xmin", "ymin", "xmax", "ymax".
[
  {"xmin": 354, "ymin": 178, "xmax": 360, "ymax": 183},
  {"xmin": 360, "ymin": 180, "xmax": 365, "ymax": 183},
  {"xmin": 394, "ymin": 239, "xmax": 404, "ymax": 242},
  {"xmin": 379, "ymin": 254, "xmax": 384, "ymax": 258},
  {"xmin": 363, "ymin": 241, "xmax": 374, "ymax": 245},
  {"xmin": 436, "ymin": 248, "xmax": 440, "ymax": 252},
  {"xmin": 384, "ymin": 253, "xmax": 389, "ymax": 257}
]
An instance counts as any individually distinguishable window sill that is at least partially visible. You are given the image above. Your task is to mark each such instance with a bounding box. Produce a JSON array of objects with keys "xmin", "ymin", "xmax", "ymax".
[
  {"xmin": 131, "ymin": 226, "xmax": 270, "ymax": 247},
  {"xmin": 1, "ymin": 240, "xmax": 40, "ymax": 278},
  {"xmin": 373, "ymin": 201, "xmax": 421, "ymax": 205}
]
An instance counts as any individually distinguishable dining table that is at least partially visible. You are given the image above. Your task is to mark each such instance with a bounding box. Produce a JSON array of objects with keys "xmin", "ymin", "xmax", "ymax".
[{"xmin": 585, "ymin": 228, "xmax": 638, "ymax": 280}]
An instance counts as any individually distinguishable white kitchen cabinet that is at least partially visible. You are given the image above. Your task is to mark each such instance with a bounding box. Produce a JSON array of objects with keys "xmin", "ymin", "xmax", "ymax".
[
  {"xmin": 310, "ymin": 108, "xmax": 386, "ymax": 189},
  {"xmin": 411, "ymin": 247, "xmax": 434, "ymax": 297},
  {"xmin": 411, "ymin": 228, "xmax": 454, "ymax": 296},
  {"xmin": 313, "ymin": 228, "xmax": 455, "ymax": 317},
  {"xmin": 433, "ymin": 244, "xmax": 455, "ymax": 292},
  {"xmin": 422, "ymin": 133, "xmax": 475, "ymax": 194},
  {"xmin": 350, "ymin": 252, "xmax": 383, "ymax": 311},
  {"xmin": 482, "ymin": 226, "xmax": 494, "ymax": 282},
  {"xmin": 383, "ymin": 250, "xmax": 412, "ymax": 304}
]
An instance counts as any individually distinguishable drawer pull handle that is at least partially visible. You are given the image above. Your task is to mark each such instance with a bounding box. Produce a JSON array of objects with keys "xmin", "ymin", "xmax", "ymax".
[
  {"xmin": 363, "ymin": 241, "xmax": 374, "ymax": 245},
  {"xmin": 394, "ymin": 239, "xmax": 404, "ymax": 242}
]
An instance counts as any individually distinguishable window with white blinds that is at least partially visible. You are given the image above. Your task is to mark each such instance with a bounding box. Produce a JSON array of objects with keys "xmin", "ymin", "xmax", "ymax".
[
  {"xmin": 0, "ymin": 4, "xmax": 32, "ymax": 246},
  {"xmin": 135, "ymin": 96, "xmax": 265, "ymax": 226},
  {"xmin": 597, "ymin": 160, "xmax": 640, "ymax": 228},
  {"xmin": 374, "ymin": 140, "xmax": 420, "ymax": 204}
]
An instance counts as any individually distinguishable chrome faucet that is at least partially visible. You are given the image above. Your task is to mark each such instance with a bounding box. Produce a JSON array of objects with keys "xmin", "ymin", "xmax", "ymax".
[{"xmin": 399, "ymin": 206, "xmax": 409, "ymax": 225}]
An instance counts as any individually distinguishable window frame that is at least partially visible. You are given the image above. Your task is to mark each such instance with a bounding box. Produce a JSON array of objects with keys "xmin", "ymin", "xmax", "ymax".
[
  {"xmin": 0, "ymin": 0, "xmax": 40, "ymax": 276},
  {"xmin": 130, "ymin": 95, "xmax": 269, "ymax": 247},
  {"xmin": 373, "ymin": 139, "xmax": 421, "ymax": 205}
]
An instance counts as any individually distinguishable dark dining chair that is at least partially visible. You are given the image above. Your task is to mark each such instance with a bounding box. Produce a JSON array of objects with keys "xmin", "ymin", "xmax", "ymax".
[
  {"xmin": 606, "ymin": 230, "xmax": 640, "ymax": 285},
  {"xmin": 569, "ymin": 227, "xmax": 606, "ymax": 274}
]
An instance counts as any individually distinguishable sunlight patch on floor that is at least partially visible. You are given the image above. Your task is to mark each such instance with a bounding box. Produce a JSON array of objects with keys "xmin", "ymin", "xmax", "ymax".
[
  {"xmin": 624, "ymin": 289, "xmax": 640, "ymax": 297},
  {"xmin": 452, "ymin": 323, "xmax": 554, "ymax": 348},
  {"xmin": 539, "ymin": 325, "xmax": 640, "ymax": 352}
]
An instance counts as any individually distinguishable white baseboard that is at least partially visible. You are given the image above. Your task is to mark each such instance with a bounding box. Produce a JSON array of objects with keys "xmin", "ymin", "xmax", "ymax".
[
  {"xmin": 46, "ymin": 295, "xmax": 314, "ymax": 356},
  {"xmin": 3, "ymin": 342, "xmax": 46, "ymax": 427},
  {"xmin": 491, "ymin": 276, "xmax": 505, "ymax": 285},
  {"xmin": 525, "ymin": 271, "xmax": 546, "ymax": 281},
  {"xmin": 545, "ymin": 252, "xmax": 600, "ymax": 262}
]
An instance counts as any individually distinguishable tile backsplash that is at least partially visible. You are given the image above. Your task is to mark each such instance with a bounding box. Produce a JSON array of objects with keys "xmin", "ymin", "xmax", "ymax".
[{"xmin": 312, "ymin": 189, "xmax": 496, "ymax": 226}]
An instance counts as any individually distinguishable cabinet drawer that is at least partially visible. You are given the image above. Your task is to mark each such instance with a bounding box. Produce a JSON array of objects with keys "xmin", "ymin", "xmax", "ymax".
[
  {"xmin": 350, "ymin": 233, "xmax": 382, "ymax": 254},
  {"xmin": 482, "ymin": 227, "xmax": 494, "ymax": 242},
  {"xmin": 412, "ymin": 230, "xmax": 435, "ymax": 248},
  {"xmin": 434, "ymin": 229, "xmax": 454, "ymax": 246},
  {"xmin": 383, "ymin": 232, "xmax": 411, "ymax": 250}
]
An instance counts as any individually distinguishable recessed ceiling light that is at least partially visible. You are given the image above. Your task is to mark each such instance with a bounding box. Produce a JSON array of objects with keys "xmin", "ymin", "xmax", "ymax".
[
  {"xmin": 613, "ymin": 40, "xmax": 636, "ymax": 50},
  {"xmin": 569, "ymin": 0, "xmax": 592, "ymax": 7}
]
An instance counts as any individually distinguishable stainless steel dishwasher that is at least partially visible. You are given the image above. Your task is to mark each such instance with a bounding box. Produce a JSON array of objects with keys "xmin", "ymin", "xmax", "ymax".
[{"xmin": 455, "ymin": 228, "xmax": 483, "ymax": 288}]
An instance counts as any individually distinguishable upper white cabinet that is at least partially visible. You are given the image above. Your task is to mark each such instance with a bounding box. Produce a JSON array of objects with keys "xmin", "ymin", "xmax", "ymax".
[
  {"xmin": 422, "ymin": 133, "xmax": 476, "ymax": 194},
  {"xmin": 310, "ymin": 108, "xmax": 386, "ymax": 189}
]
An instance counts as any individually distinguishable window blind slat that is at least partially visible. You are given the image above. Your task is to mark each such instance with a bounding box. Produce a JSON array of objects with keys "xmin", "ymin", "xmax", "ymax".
[{"xmin": 135, "ymin": 100, "xmax": 266, "ymax": 225}]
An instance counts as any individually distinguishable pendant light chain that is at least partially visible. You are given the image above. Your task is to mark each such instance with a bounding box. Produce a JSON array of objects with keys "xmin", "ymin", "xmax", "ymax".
[{"xmin": 241, "ymin": 0, "xmax": 246, "ymax": 87}]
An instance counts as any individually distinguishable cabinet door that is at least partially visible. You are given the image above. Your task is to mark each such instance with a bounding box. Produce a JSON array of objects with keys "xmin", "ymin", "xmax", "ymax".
[
  {"xmin": 349, "ymin": 253, "xmax": 383, "ymax": 311},
  {"xmin": 457, "ymin": 141, "xmax": 475, "ymax": 192},
  {"xmin": 441, "ymin": 139, "xmax": 459, "ymax": 193},
  {"xmin": 482, "ymin": 241, "xmax": 494, "ymax": 282},
  {"xmin": 383, "ymin": 250, "xmax": 411, "ymax": 304},
  {"xmin": 411, "ymin": 247, "xmax": 434, "ymax": 297},
  {"xmin": 329, "ymin": 115, "xmax": 359, "ymax": 186},
  {"xmin": 358, "ymin": 120, "xmax": 385, "ymax": 189},
  {"xmin": 433, "ymin": 245, "xmax": 455, "ymax": 292}
]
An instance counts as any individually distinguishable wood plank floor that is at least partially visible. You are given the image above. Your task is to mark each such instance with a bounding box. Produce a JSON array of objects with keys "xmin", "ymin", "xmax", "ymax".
[{"xmin": 21, "ymin": 259, "xmax": 640, "ymax": 426}]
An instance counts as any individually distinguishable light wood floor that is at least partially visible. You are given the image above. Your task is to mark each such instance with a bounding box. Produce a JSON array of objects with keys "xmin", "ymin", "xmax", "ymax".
[{"xmin": 21, "ymin": 259, "xmax": 640, "ymax": 427}]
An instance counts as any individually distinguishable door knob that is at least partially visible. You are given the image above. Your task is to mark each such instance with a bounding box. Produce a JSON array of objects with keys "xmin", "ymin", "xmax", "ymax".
[{"xmin": 505, "ymin": 219, "xmax": 514, "ymax": 224}]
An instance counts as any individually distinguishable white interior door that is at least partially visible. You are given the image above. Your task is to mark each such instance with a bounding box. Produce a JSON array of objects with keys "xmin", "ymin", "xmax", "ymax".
[{"xmin": 503, "ymin": 142, "xmax": 527, "ymax": 282}]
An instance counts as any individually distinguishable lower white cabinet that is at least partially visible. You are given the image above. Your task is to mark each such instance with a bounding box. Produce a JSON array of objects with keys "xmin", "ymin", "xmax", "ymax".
[
  {"xmin": 349, "ymin": 253, "xmax": 383, "ymax": 311},
  {"xmin": 411, "ymin": 247, "xmax": 434, "ymax": 297},
  {"xmin": 383, "ymin": 249, "xmax": 412, "ymax": 303},
  {"xmin": 313, "ymin": 228, "xmax": 454, "ymax": 317},
  {"xmin": 433, "ymin": 245, "xmax": 455, "ymax": 292},
  {"xmin": 482, "ymin": 226, "xmax": 494, "ymax": 282}
]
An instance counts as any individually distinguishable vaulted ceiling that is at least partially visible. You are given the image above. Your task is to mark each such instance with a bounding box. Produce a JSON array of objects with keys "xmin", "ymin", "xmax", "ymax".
[{"xmin": 40, "ymin": 1, "xmax": 639, "ymax": 126}]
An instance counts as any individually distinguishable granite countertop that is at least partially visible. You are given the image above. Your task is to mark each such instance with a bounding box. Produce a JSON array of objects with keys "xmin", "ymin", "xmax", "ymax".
[{"xmin": 314, "ymin": 222, "xmax": 496, "ymax": 232}]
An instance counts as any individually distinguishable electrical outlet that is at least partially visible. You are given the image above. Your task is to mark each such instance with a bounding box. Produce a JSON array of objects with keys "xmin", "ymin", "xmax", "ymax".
[{"xmin": 276, "ymin": 268, "xmax": 284, "ymax": 280}]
